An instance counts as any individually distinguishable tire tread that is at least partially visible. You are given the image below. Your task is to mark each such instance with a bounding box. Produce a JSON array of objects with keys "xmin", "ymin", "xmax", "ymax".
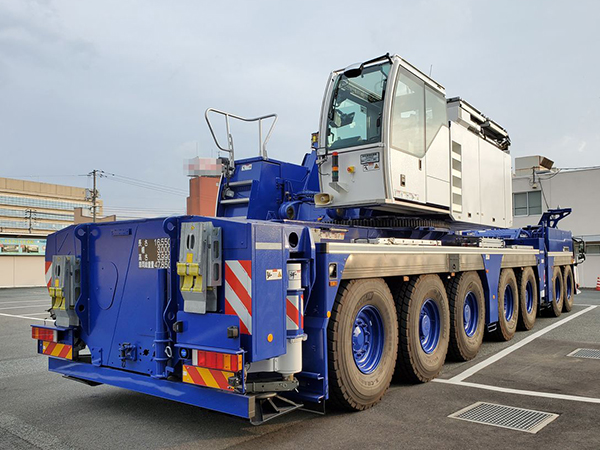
[
  {"xmin": 395, "ymin": 277, "xmax": 420, "ymax": 382},
  {"xmin": 394, "ymin": 275, "xmax": 448, "ymax": 383},
  {"xmin": 327, "ymin": 279, "xmax": 397, "ymax": 411}
]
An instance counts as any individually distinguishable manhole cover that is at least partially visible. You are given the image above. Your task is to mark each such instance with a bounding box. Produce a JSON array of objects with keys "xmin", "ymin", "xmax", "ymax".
[
  {"xmin": 449, "ymin": 402, "xmax": 558, "ymax": 433},
  {"xmin": 567, "ymin": 348, "xmax": 600, "ymax": 360}
]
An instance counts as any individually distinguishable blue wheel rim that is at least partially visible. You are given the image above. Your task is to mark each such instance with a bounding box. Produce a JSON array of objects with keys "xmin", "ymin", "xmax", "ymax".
[
  {"xmin": 463, "ymin": 292, "xmax": 478, "ymax": 337},
  {"xmin": 420, "ymin": 299, "xmax": 441, "ymax": 354},
  {"xmin": 525, "ymin": 281, "xmax": 534, "ymax": 314},
  {"xmin": 566, "ymin": 274, "xmax": 572, "ymax": 300},
  {"xmin": 352, "ymin": 305, "xmax": 384, "ymax": 374},
  {"xmin": 504, "ymin": 284, "xmax": 514, "ymax": 321},
  {"xmin": 555, "ymin": 277, "xmax": 561, "ymax": 303}
]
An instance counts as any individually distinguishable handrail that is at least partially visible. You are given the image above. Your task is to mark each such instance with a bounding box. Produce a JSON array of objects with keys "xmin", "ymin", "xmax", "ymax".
[{"xmin": 204, "ymin": 108, "xmax": 278, "ymax": 162}]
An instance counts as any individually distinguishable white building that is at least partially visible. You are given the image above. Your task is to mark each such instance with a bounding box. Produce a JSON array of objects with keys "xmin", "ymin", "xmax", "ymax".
[{"xmin": 512, "ymin": 156, "xmax": 600, "ymax": 288}]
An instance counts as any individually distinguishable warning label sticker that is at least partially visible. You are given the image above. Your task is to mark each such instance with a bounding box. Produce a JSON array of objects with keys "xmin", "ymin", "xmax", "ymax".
[
  {"xmin": 138, "ymin": 238, "xmax": 171, "ymax": 269},
  {"xmin": 362, "ymin": 162, "xmax": 380, "ymax": 171},
  {"xmin": 266, "ymin": 269, "xmax": 283, "ymax": 280}
]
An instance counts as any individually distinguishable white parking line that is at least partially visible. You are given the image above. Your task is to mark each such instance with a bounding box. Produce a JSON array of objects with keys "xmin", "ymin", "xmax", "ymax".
[
  {"xmin": 0, "ymin": 299, "xmax": 50, "ymax": 305},
  {"xmin": 434, "ymin": 379, "xmax": 600, "ymax": 404},
  {"xmin": 449, "ymin": 305, "xmax": 598, "ymax": 383},
  {"xmin": 0, "ymin": 312, "xmax": 51, "ymax": 322},
  {"xmin": 0, "ymin": 304, "xmax": 49, "ymax": 311}
]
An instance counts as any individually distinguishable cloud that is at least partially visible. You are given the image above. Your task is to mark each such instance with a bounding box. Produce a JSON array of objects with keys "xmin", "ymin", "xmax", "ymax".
[{"xmin": 0, "ymin": 2, "xmax": 96, "ymax": 71}]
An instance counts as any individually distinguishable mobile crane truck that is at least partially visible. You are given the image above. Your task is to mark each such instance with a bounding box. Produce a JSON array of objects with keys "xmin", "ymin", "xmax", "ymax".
[{"xmin": 34, "ymin": 54, "xmax": 578, "ymax": 424}]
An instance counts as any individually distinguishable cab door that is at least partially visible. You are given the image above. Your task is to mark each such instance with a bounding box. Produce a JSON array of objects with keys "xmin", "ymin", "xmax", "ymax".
[{"xmin": 388, "ymin": 66, "xmax": 427, "ymax": 204}]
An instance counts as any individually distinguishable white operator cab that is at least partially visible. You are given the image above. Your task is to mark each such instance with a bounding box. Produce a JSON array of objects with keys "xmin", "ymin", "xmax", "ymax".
[{"xmin": 314, "ymin": 54, "xmax": 513, "ymax": 228}]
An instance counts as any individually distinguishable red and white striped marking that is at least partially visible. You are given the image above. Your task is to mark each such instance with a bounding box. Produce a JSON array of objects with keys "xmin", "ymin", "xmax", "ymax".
[
  {"xmin": 286, "ymin": 294, "xmax": 303, "ymax": 331},
  {"xmin": 45, "ymin": 261, "xmax": 52, "ymax": 291},
  {"xmin": 224, "ymin": 260, "xmax": 252, "ymax": 335}
]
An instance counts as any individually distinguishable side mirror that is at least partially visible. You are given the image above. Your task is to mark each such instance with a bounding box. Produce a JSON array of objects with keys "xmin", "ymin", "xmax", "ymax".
[{"xmin": 343, "ymin": 63, "xmax": 363, "ymax": 78}]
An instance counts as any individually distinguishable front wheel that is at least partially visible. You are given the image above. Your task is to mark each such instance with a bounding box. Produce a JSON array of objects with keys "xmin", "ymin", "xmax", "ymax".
[
  {"xmin": 395, "ymin": 274, "xmax": 450, "ymax": 382},
  {"xmin": 562, "ymin": 266, "xmax": 575, "ymax": 312},
  {"xmin": 492, "ymin": 269, "xmax": 519, "ymax": 341},
  {"xmin": 447, "ymin": 272, "xmax": 485, "ymax": 361},
  {"xmin": 517, "ymin": 267, "xmax": 538, "ymax": 331},
  {"xmin": 327, "ymin": 278, "xmax": 398, "ymax": 410},
  {"xmin": 549, "ymin": 266, "xmax": 564, "ymax": 317}
]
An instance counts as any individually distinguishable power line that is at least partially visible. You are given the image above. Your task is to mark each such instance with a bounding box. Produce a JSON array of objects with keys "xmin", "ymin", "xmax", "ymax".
[
  {"xmin": 90, "ymin": 171, "xmax": 188, "ymax": 196},
  {"xmin": 103, "ymin": 209, "xmax": 184, "ymax": 215},
  {"xmin": 111, "ymin": 173, "xmax": 187, "ymax": 192},
  {"xmin": 103, "ymin": 206, "xmax": 184, "ymax": 212}
]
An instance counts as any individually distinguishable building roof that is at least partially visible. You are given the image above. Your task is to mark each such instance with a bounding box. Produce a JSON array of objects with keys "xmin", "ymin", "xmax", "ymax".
[{"xmin": 0, "ymin": 176, "xmax": 88, "ymax": 201}]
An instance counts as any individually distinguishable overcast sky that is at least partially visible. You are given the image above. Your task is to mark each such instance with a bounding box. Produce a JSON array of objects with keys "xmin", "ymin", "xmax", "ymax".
[{"xmin": 1, "ymin": 0, "xmax": 599, "ymax": 217}]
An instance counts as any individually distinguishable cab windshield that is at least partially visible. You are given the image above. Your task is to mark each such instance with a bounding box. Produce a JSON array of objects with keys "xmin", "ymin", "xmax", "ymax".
[{"xmin": 326, "ymin": 62, "xmax": 391, "ymax": 151}]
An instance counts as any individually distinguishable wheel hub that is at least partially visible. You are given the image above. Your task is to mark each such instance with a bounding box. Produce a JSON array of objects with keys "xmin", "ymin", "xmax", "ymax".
[
  {"xmin": 352, "ymin": 321, "xmax": 367, "ymax": 356},
  {"xmin": 464, "ymin": 303, "xmax": 471, "ymax": 324},
  {"xmin": 421, "ymin": 315, "xmax": 431, "ymax": 336},
  {"xmin": 419, "ymin": 299, "xmax": 441, "ymax": 354},
  {"xmin": 352, "ymin": 305, "xmax": 384, "ymax": 374},
  {"xmin": 504, "ymin": 284, "xmax": 514, "ymax": 321},
  {"xmin": 525, "ymin": 281, "xmax": 534, "ymax": 313},
  {"xmin": 463, "ymin": 291, "xmax": 478, "ymax": 337}
]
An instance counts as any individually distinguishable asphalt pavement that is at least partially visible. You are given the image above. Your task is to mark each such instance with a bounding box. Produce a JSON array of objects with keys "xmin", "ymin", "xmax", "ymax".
[{"xmin": 1, "ymin": 287, "xmax": 599, "ymax": 450}]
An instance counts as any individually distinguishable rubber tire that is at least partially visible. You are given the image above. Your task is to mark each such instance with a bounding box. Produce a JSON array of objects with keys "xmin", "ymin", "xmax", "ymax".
[
  {"xmin": 549, "ymin": 266, "xmax": 564, "ymax": 317},
  {"xmin": 517, "ymin": 267, "xmax": 538, "ymax": 331},
  {"xmin": 562, "ymin": 265, "xmax": 575, "ymax": 312},
  {"xmin": 447, "ymin": 272, "xmax": 485, "ymax": 361},
  {"xmin": 394, "ymin": 274, "xmax": 450, "ymax": 383},
  {"xmin": 327, "ymin": 278, "xmax": 398, "ymax": 411},
  {"xmin": 492, "ymin": 269, "xmax": 519, "ymax": 341}
]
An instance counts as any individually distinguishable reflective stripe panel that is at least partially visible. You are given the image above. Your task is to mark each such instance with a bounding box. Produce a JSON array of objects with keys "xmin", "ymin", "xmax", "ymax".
[
  {"xmin": 286, "ymin": 294, "xmax": 304, "ymax": 331},
  {"xmin": 301, "ymin": 294, "xmax": 304, "ymax": 329},
  {"xmin": 224, "ymin": 260, "xmax": 252, "ymax": 334},
  {"xmin": 182, "ymin": 364, "xmax": 234, "ymax": 391},
  {"xmin": 41, "ymin": 341, "xmax": 72, "ymax": 360},
  {"xmin": 45, "ymin": 261, "xmax": 52, "ymax": 291},
  {"xmin": 286, "ymin": 295, "xmax": 301, "ymax": 330}
]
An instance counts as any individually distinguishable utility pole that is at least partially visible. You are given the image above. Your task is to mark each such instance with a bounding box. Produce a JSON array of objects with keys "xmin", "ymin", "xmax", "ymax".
[
  {"xmin": 25, "ymin": 208, "xmax": 36, "ymax": 233},
  {"xmin": 89, "ymin": 169, "xmax": 100, "ymax": 223}
]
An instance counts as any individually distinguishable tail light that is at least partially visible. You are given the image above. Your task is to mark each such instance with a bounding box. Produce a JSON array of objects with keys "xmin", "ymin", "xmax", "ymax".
[
  {"xmin": 192, "ymin": 349, "xmax": 242, "ymax": 372},
  {"xmin": 32, "ymin": 326, "xmax": 57, "ymax": 342}
]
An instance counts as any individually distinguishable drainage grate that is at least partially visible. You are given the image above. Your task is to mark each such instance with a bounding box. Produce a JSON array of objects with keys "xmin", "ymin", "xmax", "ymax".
[
  {"xmin": 567, "ymin": 348, "xmax": 600, "ymax": 360},
  {"xmin": 449, "ymin": 402, "xmax": 558, "ymax": 433}
]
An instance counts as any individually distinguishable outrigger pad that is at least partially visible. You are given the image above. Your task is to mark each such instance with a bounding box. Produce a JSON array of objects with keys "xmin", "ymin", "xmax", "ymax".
[{"xmin": 250, "ymin": 393, "xmax": 303, "ymax": 425}]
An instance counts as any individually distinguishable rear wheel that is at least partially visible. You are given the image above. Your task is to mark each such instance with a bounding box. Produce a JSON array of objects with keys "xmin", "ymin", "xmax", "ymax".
[
  {"xmin": 517, "ymin": 267, "xmax": 538, "ymax": 331},
  {"xmin": 562, "ymin": 266, "xmax": 574, "ymax": 312},
  {"xmin": 327, "ymin": 278, "xmax": 398, "ymax": 410},
  {"xmin": 395, "ymin": 274, "xmax": 450, "ymax": 382},
  {"xmin": 447, "ymin": 272, "xmax": 485, "ymax": 361},
  {"xmin": 493, "ymin": 269, "xmax": 519, "ymax": 341},
  {"xmin": 549, "ymin": 266, "xmax": 564, "ymax": 317}
]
